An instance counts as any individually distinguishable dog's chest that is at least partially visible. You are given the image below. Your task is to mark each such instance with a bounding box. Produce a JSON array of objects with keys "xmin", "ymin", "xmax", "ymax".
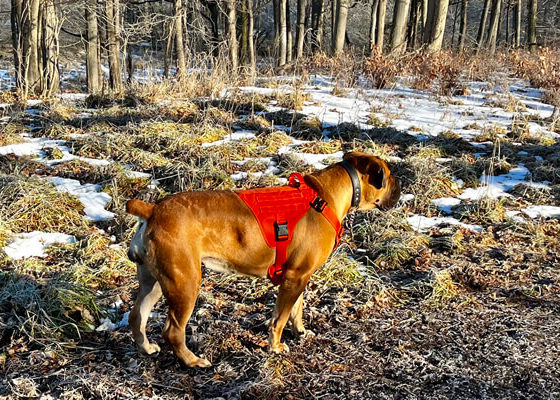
[{"xmin": 202, "ymin": 257, "xmax": 237, "ymax": 274}]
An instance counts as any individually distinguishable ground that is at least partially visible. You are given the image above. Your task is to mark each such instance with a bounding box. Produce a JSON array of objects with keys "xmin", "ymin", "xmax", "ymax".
[{"xmin": 1, "ymin": 59, "xmax": 560, "ymax": 399}]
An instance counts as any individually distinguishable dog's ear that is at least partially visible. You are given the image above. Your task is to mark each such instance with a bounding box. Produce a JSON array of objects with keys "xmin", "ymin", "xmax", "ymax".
[
  {"xmin": 343, "ymin": 152, "xmax": 388, "ymax": 190},
  {"xmin": 367, "ymin": 158, "xmax": 387, "ymax": 190}
]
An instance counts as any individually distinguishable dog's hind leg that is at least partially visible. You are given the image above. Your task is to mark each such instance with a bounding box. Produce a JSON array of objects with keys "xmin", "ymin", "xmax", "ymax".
[
  {"xmin": 160, "ymin": 257, "xmax": 211, "ymax": 368},
  {"xmin": 130, "ymin": 264, "xmax": 162, "ymax": 355}
]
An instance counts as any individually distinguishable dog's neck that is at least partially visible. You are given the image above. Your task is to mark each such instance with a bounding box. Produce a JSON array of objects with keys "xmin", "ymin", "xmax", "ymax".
[{"xmin": 306, "ymin": 164, "xmax": 356, "ymax": 222}]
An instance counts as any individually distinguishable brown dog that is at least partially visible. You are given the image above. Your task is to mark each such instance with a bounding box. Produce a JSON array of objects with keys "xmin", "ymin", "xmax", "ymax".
[{"xmin": 126, "ymin": 152, "xmax": 400, "ymax": 367}]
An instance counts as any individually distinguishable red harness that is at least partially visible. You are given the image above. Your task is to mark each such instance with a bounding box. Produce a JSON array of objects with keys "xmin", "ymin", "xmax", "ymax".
[{"xmin": 236, "ymin": 173, "xmax": 343, "ymax": 285}]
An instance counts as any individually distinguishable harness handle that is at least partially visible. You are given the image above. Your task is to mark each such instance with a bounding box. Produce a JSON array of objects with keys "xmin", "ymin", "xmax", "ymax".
[{"xmin": 288, "ymin": 173, "xmax": 305, "ymax": 188}]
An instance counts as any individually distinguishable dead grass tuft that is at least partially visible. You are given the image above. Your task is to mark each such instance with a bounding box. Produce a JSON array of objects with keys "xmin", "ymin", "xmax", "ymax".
[{"xmin": 0, "ymin": 175, "xmax": 89, "ymax": 236}]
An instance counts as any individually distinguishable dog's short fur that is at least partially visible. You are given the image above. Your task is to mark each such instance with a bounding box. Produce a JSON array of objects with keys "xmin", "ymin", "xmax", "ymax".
[{"xmin": 126, "ymin": 152, "xmax": 400, "ymax": 367}]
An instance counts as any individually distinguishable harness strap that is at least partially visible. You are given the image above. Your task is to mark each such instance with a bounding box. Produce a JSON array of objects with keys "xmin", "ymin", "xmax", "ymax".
[{"xmin": 268, "ymin": 174, "xmax": 343, "ymax": 285}]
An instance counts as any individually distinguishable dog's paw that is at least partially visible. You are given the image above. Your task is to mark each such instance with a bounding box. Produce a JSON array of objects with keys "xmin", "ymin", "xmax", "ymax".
[
  {"xmin": 189, "ymin": 357, "xmax": 212, "ymax": 368},
  {"xmin": 270, "ymin": 343, "xmax": 289, "ymax": 354},
  {"xmin": 301, "ymin": 329, "xmax": 316, "ymax": 340},
  {"xmin": 141, "ymin": 343, "xmax": 161, "ymax": 355}
]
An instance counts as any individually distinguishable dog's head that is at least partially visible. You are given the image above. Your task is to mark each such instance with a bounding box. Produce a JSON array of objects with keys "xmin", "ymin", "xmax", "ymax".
[{"xmin": 343, "ymin": 152, "xmax": 401, "ymax": 211}]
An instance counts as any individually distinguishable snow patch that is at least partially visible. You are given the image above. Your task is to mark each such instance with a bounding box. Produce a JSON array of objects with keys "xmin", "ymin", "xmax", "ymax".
[
  {"xmin": 432, "ymin": 197, "xmax": 461, "ymax": 214},
  {"xmin": 407, "ymin": 214, "xmax": 483, "ymax": 232},
  {"xmin": 522, "ymin": 206, "xmax": 560, "ymax": 219},
  {"xmin": 3, "ymin": 231, "xmax": 76, "ymax": 260},
  {"xmin": 47, "ymin": 177, "xmax": 115, "ymax": 221}
]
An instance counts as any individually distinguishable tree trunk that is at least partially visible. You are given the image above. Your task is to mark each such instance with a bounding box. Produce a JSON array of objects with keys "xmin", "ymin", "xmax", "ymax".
[
  {"xmin": 11, "ymin": 0, "xmax": 60, "ymax": 96},
  {"xmin": 421, "ymin": 0, "xmax": 428, "ymax": 39},
  {"xmin": 240, "ymin": 1, "xmax": 249, "ymax": 65},
  {"xmin": 369, "ymin": 0, "xmax": 379, "ymax": 53},
  {"xmin": 227, "ymin": 0, "xmax": 239, "ymax": 70},
  {"xmin": 11, "ymin": 0, "xmax": 23, "ymax": 89},
  {"xmin": 333, "ymin": 0, "xmax": 349, "ymax": 54},
  {"xmin": 287, "ymin": 0, "xmax": 293, "ymax": 62},
  {"xmin": 86, "ymin": 0, "xmax": 101, "ymax": 93},
  {"xmin": 527, "ymin": 0, "xmax": 537, "ymax": 52},
  {"xmin": 332, "ymin": 0, "xmax": 338, "ymax": 46},
  {"xmin": 423, "ymin": 0, "xmax": 449, "ymax": 52},
  {"xmin": 247, "ymin": 0, "xmax": 256, "ymax": 75},
  {"xmin": 296, "ymin": 0, "xmax": 307, "ymax": 58},
  {"xmin": 477, "ymin": 0, "xmax": 490, "ymax": 48},
  {"xmin": 514, "ymin": 0, "xmax": 521, "ymax": 47},
  {"xmin": 376, "ymin": 0, "xmax": 387, "ymax": 51},
  {"xmin": 26, "ymin": 0, "xmax": 40, "ymax": 93},
  {"xmin": 106, "ymin": 0, "xmax": 122, "ymax": 91},
  {"xmin": 486, "ymin": 0, "xmax": 501, "ymax": 53},
  {"xmin": 458, "ymin": 0, "xmax": 468, "ymax": 51},
  {"xmin": 390, "ymin": 0, "xmax": 411, "ymax": 55},
  {"xmin": 40, "ymin": 0, "xmax": 60, "ymax": 96},
  {"xmin": 310, "ymin": 0, "xmax": 324, "ymax": 51},
  {"xmin": 173, "ymin": 0, "xmax": 186, "ymax": 79},
  {"xmin": 279, "ymin": 0, "xmax": 287, "ymax": 65},
  {"xmin": 409, "ymin": 0, "xmax": 422, "ymax": 49}
]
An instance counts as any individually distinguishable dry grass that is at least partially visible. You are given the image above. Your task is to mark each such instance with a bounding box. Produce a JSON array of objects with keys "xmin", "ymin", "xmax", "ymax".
[{"xmin": 0, "ymin": 175, "xmax": 89, "ymax": 236}]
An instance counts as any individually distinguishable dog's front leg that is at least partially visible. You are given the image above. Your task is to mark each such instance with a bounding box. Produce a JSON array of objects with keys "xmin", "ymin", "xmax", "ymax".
[{"xmin": 269, "ymin": 275, "xmax": 309, "ymax": 353}]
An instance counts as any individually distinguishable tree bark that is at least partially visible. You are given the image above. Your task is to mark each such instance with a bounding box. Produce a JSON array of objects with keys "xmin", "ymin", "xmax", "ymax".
[
  {"xmin": 106, "ymin": 0, "xmax": 122, "ymax": 91},
  {"xmin": 527, "ymin": 0, "xmax": 537, "ymax": 52},
  {"xmin": 11, "ymin": 0, "xmax": 60, "ymax": 96},
  {"xmin": 458, "ymin": 0, "xmax": 468, "ymax": 51},
  {"xmin": 287, "ymin": 0, "xmax": 293, "ymax": 62},
  {"xmin": 279, "ymin": 0, "xmax": 287, "ymax": 65},
  {"xmin": 423, "ymin": 0, "xmax": 449, "ymax": 52},
  {"xmin": 486, "ymin": 0, "xmax": 501, "ymax": 53},
  {"xmin": 477, "ymin": 0, "xmax": 490, "ymax": 48},
  {"xmin": 227, "ymin": 0, "xmax": 239, "ymax": 70},
  {"xmin": 40, "ymin": 0, "xmax": 60, "ymax": 96},
  {"xmin": 11, "ymin": 0, "xmax": 23, "ymax": 89},
  {"xmin": 310, "ymin": 0, "xmax": 324, "ymax": 51},
  {"xmin": 376, "ymin": 0, "xmax": 387, "ymax": 51},
  {"xmin": 247, "ymin": 0, "xmax": 256, "ymax": 75},
  {"xmin": 369, "ymin": 0, "xmax": 379, "ymax": 53},
  {"xmin": 514, "ymin": 0, "xmax": 521, "ymax": 47},
  {"xmin": 333, "ymin": 0, "xmax": 349, "ymax": 54},
  {"xmin": 86, "ymin": 0, "xmax": 101, "ymax": 93},
  {"xmin": 296, "ymin": 0, "xmax": 307, "ymax": 58},
  {"xmin": 173, "ymin": 0, "xmax": 186, "ymax": 79},
  {"xmin": 26, "ymin": 0, "xmax": 40, "ymax": 92},
  {"xmin": 390, "ymin": 0, "xmax": 411, "ymax": 55}
]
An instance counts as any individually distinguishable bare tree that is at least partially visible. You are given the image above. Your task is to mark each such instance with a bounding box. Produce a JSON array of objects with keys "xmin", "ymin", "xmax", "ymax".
[
  {"xmin": 333, "ymin": 0, "xmax": 349, "ymax": 55},
  {"xmin": 227, "ymin": 0, "xmax": 239, "ymax": 70},
  {"xmin": 390, "ymin": 0, "xmax": 411, "ymax": 55},
  {"xmin": 514, "ymin": 0, "xmax": 521, "ymax": 47},
  {"xmin": 296, "ymin": 0, "xmax": 307, "ymax": 58},
  {"xmin": 369, "ymin": 0, "xmax": 379, "ymax": 54},
  {"xmin": 458, "ymin": 0, "xmax": 468, "ymax": 51},
  {"xmin": 86, "ymin": 0, "xmax": 101, "ymax": 93},
  {"xmin": 423, "ymin": 0, "xmax": 449, "ymax": 52},
  {"xmin": 11, "ymin": 0, "xmax": 61, "ymax": 96},
  {"xmin": 105, "ymin": 0, "xmax": 122, "ymax": 91},
  {"xmin": 527, "ymin": 0, "xmax": 537, "ymax": 52},
  {"xmin": 477, "ymin": 0, "xmax": 491, "ymax": 48},
  {"xmin": 376, "ymin": 0, "xmax": 387, "ymax": 51},
  {"xmin": 173, "ymin": 0, "xmax": 186, "ymax": 78},
  {"xmin": 310, "ymin": 0, "xmax": 324, "ymax": 52},
  {"xmin": 279, "ymin": 0, "xmax": 287, "ymax": 65},
  {"xmin": 486, "ymin": 0, "xmax": 502, "ymax": 53}
]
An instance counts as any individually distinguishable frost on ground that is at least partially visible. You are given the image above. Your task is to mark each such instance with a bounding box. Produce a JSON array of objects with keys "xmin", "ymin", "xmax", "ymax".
[{"xmin": 1, "ymin": 72, "xmax": 559, "ymax": 400}]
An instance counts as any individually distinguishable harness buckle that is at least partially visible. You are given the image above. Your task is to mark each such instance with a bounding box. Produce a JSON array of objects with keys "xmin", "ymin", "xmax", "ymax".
[
  {"xmin": 274, "ymin": 221, "xmax": 289, "ymax": 241},
  {"xmin": 310, "ymin": 197, "xmax": 327, "ymax": 213}
]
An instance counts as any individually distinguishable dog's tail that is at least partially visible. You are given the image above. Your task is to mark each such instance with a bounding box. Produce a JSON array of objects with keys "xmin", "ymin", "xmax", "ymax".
[{"xmin": 126, "ymin": 199, "xmax": 155, "ymax": 220}]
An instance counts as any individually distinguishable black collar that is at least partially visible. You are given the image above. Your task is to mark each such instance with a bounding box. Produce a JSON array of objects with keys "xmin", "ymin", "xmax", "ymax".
[{"xmin": 339, "ymin": 161, "xmax": 361, "ymax": 208}]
